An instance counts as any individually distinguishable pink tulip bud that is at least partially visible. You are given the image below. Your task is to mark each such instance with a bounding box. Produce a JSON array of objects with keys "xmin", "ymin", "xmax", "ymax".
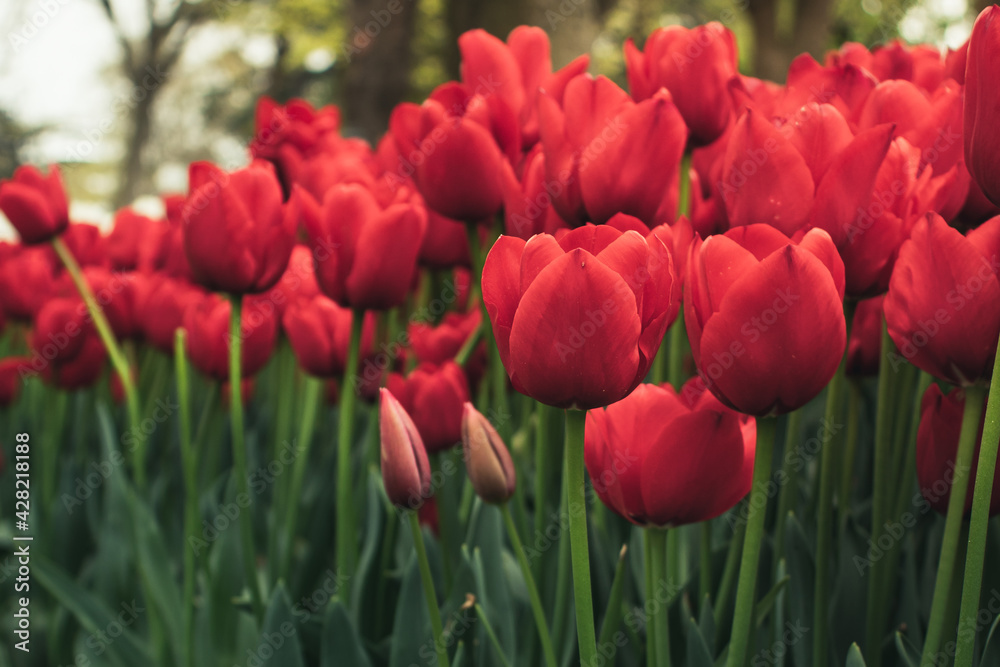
[
  {"xmin": 461, "ymin": 403, "xmax": 516, "ymax": 504},
  {"xmin": 380, "ymin": 388, "xmax": 432, "ymax": 510}
]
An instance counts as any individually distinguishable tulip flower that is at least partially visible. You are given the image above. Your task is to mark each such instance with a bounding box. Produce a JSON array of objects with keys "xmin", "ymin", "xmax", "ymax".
[
  {"xmin": 282, "ymin": 294, "xmax": 375, "ymax": 378},
  {"xmin": 105, "ymin": 208, "xmax": 163, "ymax": 271},
  {"xmin": 846, "ymin": 296, "xmax": 884, "ymax": 377},
  {"xmin": 140, "ymin": 276, "xmax": 203, "ymax": 353},
  {"xmin": 501, "ymin": 145, "xmax": 570, "ymax": 239},
  {"xmin": 388, "ymin": 84, "xmax": 516, "ymax": 222},
  {"xmin": 482, "ymin": 224, "xmax": 677, "ymax": 409},
  {"xmin": 917, "ymin": 384, "xmax": 1000, "ymax": 516},
  {"xmin": 461, "ymin": 403, "xmax": 516, "ymax": 504},
  {"xmin": 61, "ymin": 222, "xmax": 106, "ymax": 268},
  {"xmin": 250, "ymin": 97, "xmax": 347, "ymax": 191},
  {"xmin": 387, "ymin": 361, "xmax": 470, "ymax": 453},
  {"xmin": 30, "ymin": 297, "xmax": 107, "ymax": 390},
  {"xmin": 458, "ymin": 26, "xmax": 589, "ymax": 148},
  {"xmin": 585, "ymin": 379, "xmax": 755, "ymax": 526},
  {"xmin": 685, "ymin": 224, "xmax": 846, "ymax": 416},
  {"xmin": 885, "ymin": 213, "xmax": 1000, "ymax": 386},
  {"xmin": 301, "ymin": 183, "xmax": 427, "ymax": 311},
  {"xmin": 964, "ymin": 5, "xmax": 1000, "ymax": 206},
  {"xmin": 0, "ymin": 243, "xmax": 57, "ymax": 321},
  {"xmin": 380, "ymin": 388, "xmax": 432, "ymax": 510},
  {"xmin": 538, "ymin": 75, "xmax": 687, "ymax": 226},
  {"xmin": 0, "ymin": 357, "xmax": 29, "ymax": 406},
  {"xmin": 182, "ymin": 160, "xmax": 297, "ymax": 295},
  {"xmin": 253, "ymin": 244, "xmax": 322, "ymax": 321},
  {"xmin": 624, "ymin": 22, "xmax": 738, "ymax": 145},
  {"xmin": 182, "ymin": 294, "xmax": 277, "ymax": 381},
  {"xmin": 0, "ymin": 164, "xmax": 69, "ymax": 244}
]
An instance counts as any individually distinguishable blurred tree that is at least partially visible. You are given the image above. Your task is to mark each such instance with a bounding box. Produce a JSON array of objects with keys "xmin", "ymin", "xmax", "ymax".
[{"xmin": 0, "ymin": 109, "xmax": 40, "ymax": 179}]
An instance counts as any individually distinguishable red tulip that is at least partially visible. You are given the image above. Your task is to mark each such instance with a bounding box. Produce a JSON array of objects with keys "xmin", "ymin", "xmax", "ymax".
[
  {"xmin": 965, "ymin": 5, "xmax": 1000, "ymax": 206},
  {"xmin": 462, "ymin": 402, "xmax": 516, "ymax": 504},
  {"xmin": 0, "ymin": 243, "xmax": 57, "ymax": 321},
  {"xmin": 0, "ymin": 357, "xmax": 30, "ymax": 406},
  {"xmin": 0, "ymin": 164, "xmax": 69, "ymax": 244},
  {"xmin": 885, "ymin": 213, "xmax": 1000, "ymax": 386},
  {"xmin": 282, "ymin": 294, "xmax": 375, "ymax": 378},
  {"xmin": 183, "ymin": 294, "xmax": 277, "ymax": 381},
  {"xmin": 387, "ymin": 361, "xmax": 470, "ymax": 453},
  {"xmin": 105, "ymin": 208, "xmax": 170, "ymax": 272},
  {"xmin": 140, "ymin": 276, "xmax": 203, "ymax": 353},
  {"xmin": 302, "ymin": 183, "xmax": 427, "ymax": 310},
  {"xmin": 255, "ymin": 244, "xmax": 322, "ymax": 321},
  {"xmin": 917, "ymin": 384, "xmax": 1000, "ymax": 516},
  {"xmin": 380, "ymin": 388, "xmax": 432, "ymax": 510},
  {"xmin": 846, "ymin": 296, "xmax": 884, "ymax": 377},
  {"xmin": 585, "ymin": 378, "xmax": 755, "ymax": 526},
  {"xmin": 250, "ymin": 97, "xmax": 344, "ymax": 191},
  {"xmin": 388, "ymin": 83, "xmax": 516, "ymax": 222},
  {"xmin": 538, "ymin": 75, "xmax": 687, "ymax": 227},
  {"xmin": 482, "ymin": 224, "xmax": 677, "ymax": 410},
  {"xmin": 624, "ymin": 22, "xmax": 738, "ymax": 145},
  {"xmin": 458, "ymin": 26, "xmax": 589, "ymax": 148},
  {"xmin": 61, "ymin": 222, "xmax": 106, "ymax": 268},
  {"xmin": 181, "ymin": 160, "xmax": 297, "ymax": 294},
  {"xmin": 685, "ymin": 225, "xmax": 846, "ymax": 416},
  {"xmin": 29, "ymin": 297, "xmax": 107, "ymax": 390},
  {"xmin": 501, "ymin": 144, "xmax": 570, "ymax": 240}
]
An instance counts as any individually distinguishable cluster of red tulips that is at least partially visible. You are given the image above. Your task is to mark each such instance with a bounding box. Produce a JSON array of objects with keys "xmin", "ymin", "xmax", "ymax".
[{"xmin": 3, "ymin": 6, "xmax": 1000, "ymax": 667}]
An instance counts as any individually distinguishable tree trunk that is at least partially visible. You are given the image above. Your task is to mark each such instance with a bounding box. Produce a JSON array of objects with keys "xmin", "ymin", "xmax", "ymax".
[
  {"xmin": 341, "ymin": 0, "xmax": 420, "ymax": 141},
  {"xmin": 114, "ymin": 67, "xmax": 160, "ymax": 208},
  {"xmin": 747, "ymin": 0, "xmax": 789, "ymax": 81}
]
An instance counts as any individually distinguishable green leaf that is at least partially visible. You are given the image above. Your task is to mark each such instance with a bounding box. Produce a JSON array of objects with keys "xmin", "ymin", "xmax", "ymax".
[
  {"xmin": 684, "ymin": 611, "xmax": 715, "ymax": 667},
  {"xmin": 257, "ymin": 584, "xmax": 305, "ymax": 667},
  {"xmin": 698, "ymin": 593, "xmax": 716, "ymax": 652},
  {"xmin": 33, "ymin": 556, "xmax": 152, "ymax": 667},
  {"xmin": 753, "ymin": 576, "xmax": 789, "ymax": 629},
  {"xmin": 894, "ymin": 631, "xmax": 920, "ymax": 667},
  {"xmin": 784, "ymin": 513, "xmax": 815, "ymax": 666},
  {"xmin": 845, "ymin": 642, "xmax": 867, "ymax": 667},
  {"xmin": 390, "ymin": 555, "xmax": 435, "ymax": 667},
  {"xmin": 321, "ymin": 599, "xmax": 371, "ymax": 667},
  {"xmin": 980, "ymin": 609, "xmax": 1000, "ymax": 665},
  {"xmin": 466, "ymin": 501, "xmax": 516, "ymax": 665}
]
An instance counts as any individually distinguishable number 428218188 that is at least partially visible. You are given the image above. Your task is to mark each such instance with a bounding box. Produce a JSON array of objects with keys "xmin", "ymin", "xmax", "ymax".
[{"xmin": 14, "ymin": 433, "xmax": 29, "ymax": 530}]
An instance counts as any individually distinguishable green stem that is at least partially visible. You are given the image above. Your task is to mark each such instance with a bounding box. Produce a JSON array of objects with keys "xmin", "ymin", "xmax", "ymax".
[
  {"xmin": 475, "ymin": 602, "xmax": 513, "ymax": 667},
  {"xmin": 277, "ymin": 374, "xmax": 323, "ymax": 581},
  {"xmin": 565, "ymin": 408, "xmax": 598, "ymax": 665},
  {"xmin": 954, "ymin": 335, "xmax": 1000, "ymax": 667},
  {"xmin": 432, "ymin": 454, "xmax": 455, "ymax": 589},
  {"xmin": 814, "ymin": 355, "xmax": 848, "ymax": 667},
  {"xmin": 649, "ymin": 528, "xmax": 672, "ymax": 667},
  {"xmin": 599, "ymin": 544, "xmax": 629, "ymax": 652},
  {"xmin": 501, "ymin": 503, "xmax": 558, "ymax": 667},
  {"xmin": 645, "ymin": 530, "xmax": 659, "ymax": 667},
  {"xmin": 336, "ymin": 309, "xmax": 365, "ymax": 601},
  {"xmin": 52, "ymin": 237, "xmax": 142, "ymax": 484},
  {"xmin": 866, "ymin": 323, "xmax": 899, "ymax": 665},
  {"xmin": 726, "ymin": 416, "xmax": 776, "ymax": 667},
  {"xmin": 838, "ymin": 383, "xmax": 862, "ymax": 535},
  {"xmin": 700, "ymin": 522, "xmax": 712, "ymax": 605},
  {"xmin": 773, "ymin": 410, "xmax": 802, "ymax": 573},
  {"xmin": 228, "ymin": 296, "xmax": 263, "ymax": 620},
  {"xmin": 454, "ymin": 320, "xmax": 483, "ymax": 368},
  {"xmin": 174, "ymin": 330, "xmax": 197, "ymax": 667},
  {"xmin": 408, "ymin": 512, "xmax": 450, "ymax": 667},
  {"xmin": 714, "ymin": 506, "xmax": 747, "ymax": 631},
  {"xmin": 668, "ymin": 311, "xmax": 687, "ymax": 391},
  {"xmin": 920, "ymin": 385, "xmax": 986, "ymax": 666}
]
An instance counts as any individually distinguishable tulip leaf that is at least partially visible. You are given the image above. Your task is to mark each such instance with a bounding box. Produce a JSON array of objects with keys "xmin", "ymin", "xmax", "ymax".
[
  {"xmin": 979, "ymin": 611, "xmax": 1000, "ymax": 665},
  {"xmin": 257, "ymin": 584, "xmax": 305, "ymax": 667},
  {"xmin": 466, "ymin": 500, "xmax": 516, "ymax": 664},
  {"xmin": 390, "ymin": 554, "xmax": 435, "ymax": 667},
  {"xmin": 33, "ymin": 556, "xmax": 153, "ymax": 667},
  {"xmin": 354, "ymin": 468, "xmax": 389, "ymax": 624},
  {"xmin": 698, "ymin": 593, "xmax": 716, "ymax": 651},
  {"xmin": 845, "ymin": 642, "xmax": 867, "ymax": 666},
  {"xmin": 685, "ymin": 609, "xmax": 715, "ymax": 667},
  {"xmin": 321, "ymin": 599, "xmax": 371, "ymax": 667},
  {"xmin": 894, "ymin": 631, "xmax": 920, "ymax": 667},
  {"xmin": 753, "ymin": 575, "xmax": 789, "ymax": 629},
  {"xmin": 784, "ymin": 512, "xmax": 815, "ymax": 666}
]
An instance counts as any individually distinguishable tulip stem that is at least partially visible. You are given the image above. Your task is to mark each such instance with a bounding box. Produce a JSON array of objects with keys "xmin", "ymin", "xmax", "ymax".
[
  {"xmin": 645, "ymin": 530, "xmax": 659, "ymax": 666},
  {"xmin": 866, "ymin": 322, "xmax": 899, "ymax": 665},
  {"xmin": 174, "ymin": 329, "xmax": 197, "ymax": 667},
  {"xmin": 814, "ymin": 352, "xmax": 849, "ymax": 667},
  {"xmin": 838, "ymin": 383, "xmax": 862, "ymax": 536},
  {"xmin": 648, "ymin": 527, "xmax": 672, "ymax": 667},
  {"xmin": 228, "ymin": 296, "xmax": 263, "ymax": 620},
  {"xmin": 454, "ymin": 320, "xmax": 483, "ymax": 367},
  {"xmin": 336, "ymin": 309, "xmax": 365, "ymax": 603},
  {"xmin": 773, "ymin": 409, "xmax": 802, "ymax": 574},
  {"xmin": 565, "ymin": 408, "xmax": 598, "ymax": 666},
  {"xmin": 51, "ymin": 237, "xmax": 142, "ymax": 485},
  {"xmin": 726, "ymin": 416, "xmax": 776, "ymax": 667},
  {"xmin": 500, "ymin": 503, "xmax": 558, "ymax": 667},
  {"xmin": 278, "ymin": 374, "xmax": 324, "ymax": 581},
  {"xmin": 700, "ymin": 522, "xmax": 712, "ymax": 605},
  {"xmin": 954, "ymin": 335, "xmax": 1000, "ymax": 667},
  {"xmin": 920, "ymin": 384, "xmax": 986, "ymax": 665},
  {"xmin": 408, "ymin": 511, "xmax": 450, "ymax": 667}
]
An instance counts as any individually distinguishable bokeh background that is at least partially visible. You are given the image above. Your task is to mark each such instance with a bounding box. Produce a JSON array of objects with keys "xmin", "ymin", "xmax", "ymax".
[{"xmin": 0, "ymin": 0, "xmax": 983, "ymax": 235}]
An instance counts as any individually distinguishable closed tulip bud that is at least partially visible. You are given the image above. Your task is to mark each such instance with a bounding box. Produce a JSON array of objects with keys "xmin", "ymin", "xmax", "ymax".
[
  {"xmin": 0, "ymin": 164, "xmax": 69, "ymax": 245},
  {"xmin": 380, "ymin": 388, "xmax": 432, "ymax": 510},
  {"xmin": 0, "ymin": 357, "xmax": 30, "ymax": 406},
  {"xmin": 964, "ymin": 5, "xmax": 1000, "ymax": 206},
  {"xmin": 917, "ymin": 384, "xmax": 1000, "ymax": 516},
  {"xmin": 461, "ymin": 403, "xmax": 516, "ymax": 504}
]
